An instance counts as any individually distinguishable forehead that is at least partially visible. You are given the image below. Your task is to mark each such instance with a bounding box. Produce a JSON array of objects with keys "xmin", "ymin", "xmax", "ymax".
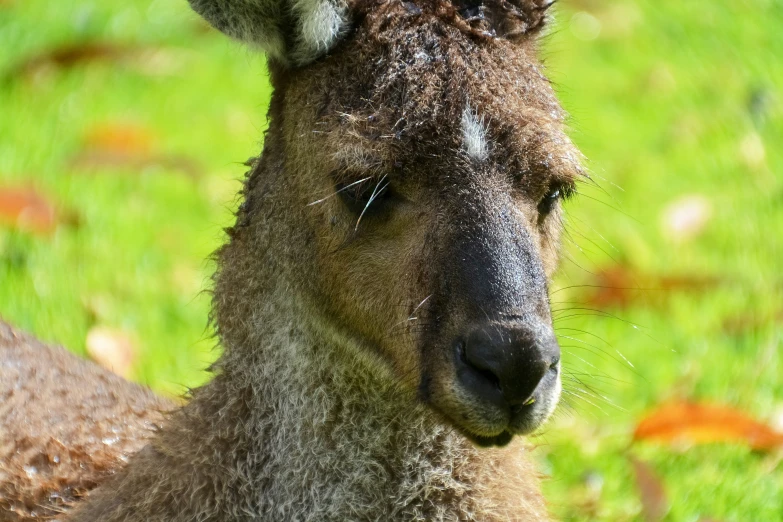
[{"xmin": 291, "ymin": 5, "xmax": 580, "ymax": 184}]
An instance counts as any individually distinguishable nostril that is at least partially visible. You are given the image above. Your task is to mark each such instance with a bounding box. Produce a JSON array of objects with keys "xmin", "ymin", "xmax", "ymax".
[
  {"xmin": 457, "ymin": 339, "xmax": 502, "ymax": 392},
  {"xmin": 475, "ymin": 366, "xmax": 502, "ymax": 392},
  {"xmin": 549, "ymin": 355, "xmax": 560, "ymax": 370}
]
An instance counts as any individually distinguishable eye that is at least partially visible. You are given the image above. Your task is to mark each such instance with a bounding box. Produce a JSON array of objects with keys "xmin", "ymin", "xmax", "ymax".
[
  {"xmin": 537, "ymin": 183, "xmax": 572, "ymax": 216},
  {"xmin": 336, "ymin": 176, "xmax": 393, "ymax": 218}
]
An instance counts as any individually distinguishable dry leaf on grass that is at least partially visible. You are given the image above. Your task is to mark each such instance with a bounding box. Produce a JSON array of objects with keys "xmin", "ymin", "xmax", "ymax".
[
  {"xmin": 70, "ymin": 122, "xmax": 201, "ymax": 179},
  {"xmin": 86, "ymin": 327, "xmax": 136, "ymax": 379},
  {"xmin": 0, "ymin": 186, "xmax": 57, "ymax": 234},
  {"xmin": 5, "ymin": 43, "xmax": 136, "ymax": 80},
  {"xmin": 579, "ymin": 264, "xmax": 719, "ymax": 309},
  {"xmin": 628, "ymin": 455, "xmax": 669, "ymax": 522},
  {"xmin": 85, "ymin": 123, "xmax": 155, "ymax": 156},
  {"xmin": 5, "ymin": 43, "xmax": 194, "ymax": 82},
  {"xmin": 634, "ymin": 402, "xmax": 783, "ymax": 451}
]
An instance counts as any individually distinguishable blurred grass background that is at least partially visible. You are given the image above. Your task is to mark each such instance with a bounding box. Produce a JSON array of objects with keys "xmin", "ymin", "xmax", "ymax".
[{"xmin": 0, "ymin": 1, "xmax": 780, "ymax": 520}]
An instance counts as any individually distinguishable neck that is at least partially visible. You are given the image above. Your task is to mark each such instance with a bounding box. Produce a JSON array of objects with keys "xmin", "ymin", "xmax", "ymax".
[
  {"xmin": 218, "ymin": 306, "xmax": 550, "ymax": 520},
  {"xmin": 74, "ymin": 302, "xmax": 548, "ymax": 521}
]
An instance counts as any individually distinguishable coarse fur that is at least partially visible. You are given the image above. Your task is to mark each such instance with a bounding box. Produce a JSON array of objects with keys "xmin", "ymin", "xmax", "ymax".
[
  {"xmin": 0, "ymin": 322, "xmax": 172, "ymax": 521},
  {"xmin": 1, "ymin": 0, "xmax": 584, "ymax": 520}
]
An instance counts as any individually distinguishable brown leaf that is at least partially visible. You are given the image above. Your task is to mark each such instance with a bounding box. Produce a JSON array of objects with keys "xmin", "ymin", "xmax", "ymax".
[
  {"xmin": 6, "ymin": 43, "xmax": 194, "ymax": 83},
  {"xmin": 580, "ymin": 264, "xmax": 719, "ymax": 309},
  {"xmin": 85, "ymin": 327, "xmax": 136, "ymax": 379},
  {"xmin": 70, "ymin": 123, "xmax": 201, "ymax": 179},
  {"xmin": 634, "ymin": 402, "xmax": 783, "ymax": 451},
  {"xmin": 84, "ymin": 123, "xmax": 155, "ymax": 156},
  {"xmin": 70, "ymin": 151, "xmax": 202, "ymax": 179},
  {"xmin": 6, "ymin": 43, "xmax": 136, "ymax": 81},
  {"xmin": 628, "ymin": 455, "xmax": 669, "ymax": 522},
  {"xmin": 0, "ymin": 186, "xmax": 57, "ymax": 234}
]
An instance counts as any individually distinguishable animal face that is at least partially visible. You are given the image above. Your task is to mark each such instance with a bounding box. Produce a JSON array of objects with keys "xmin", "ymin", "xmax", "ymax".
[
  {"xmin": 193, "ymin": 0, "xmax": 582, "ymax": 446},
  {"xmin": 270, "ymin": 4, "xmax": 582, "ymax": 446}
]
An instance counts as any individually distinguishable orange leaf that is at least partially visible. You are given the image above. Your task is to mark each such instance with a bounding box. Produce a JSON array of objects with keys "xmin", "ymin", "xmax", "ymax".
[
  {"xmin": 634, "ymin": 402, "xmax": 783, "ymax": 451},
  {"xmin": 7, "ymin": 43, "xmax": 136, "ymax": 81},
  {"xmin": 84, "ymin": 123, "xmax": 155, "ymax": 156},
  {"xmin": 580, "ymin": 264, "xmax": 719, "ymax": 309},
  {"xmin": 628, "ymin": 455, "xmax": 669, "ymax": 522},
  {"xmin": 0, "ymin": 186, "xmax": 57, "ymax": 234}
]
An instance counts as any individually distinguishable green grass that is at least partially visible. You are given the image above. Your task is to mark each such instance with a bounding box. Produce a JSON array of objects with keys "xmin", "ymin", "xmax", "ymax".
[{"xmin": 1, "ymin": 1, "xmax": 781, "ymax": 520}]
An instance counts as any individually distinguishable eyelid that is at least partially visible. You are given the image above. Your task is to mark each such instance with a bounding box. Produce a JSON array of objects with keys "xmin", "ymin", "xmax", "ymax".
[{"xmin": 547, "ymin": 180, "xmax": 576, "ymax": 200}]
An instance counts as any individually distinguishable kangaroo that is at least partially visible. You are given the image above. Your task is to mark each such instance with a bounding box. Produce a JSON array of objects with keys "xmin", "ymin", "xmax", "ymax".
[{"xmin": 1, "ymin": 0, "xmax": 584, "ymax": 520}]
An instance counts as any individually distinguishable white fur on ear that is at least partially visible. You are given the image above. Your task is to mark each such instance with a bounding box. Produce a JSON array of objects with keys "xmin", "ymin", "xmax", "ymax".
[
  {"xmin": 291, "ymin": 0, "xmax": 348, "ymax": 64},
  {"xmin": 189, "ymin": 0, "xmax": 350, "ymax": 67}
]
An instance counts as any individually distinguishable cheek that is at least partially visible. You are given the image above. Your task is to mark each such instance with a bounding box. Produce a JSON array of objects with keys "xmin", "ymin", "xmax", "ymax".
[
  {"xmin": 537, "ymin": 216, "xmax": 564, "ymax": 278},
  {"xmin": 317, "ymin": 213, "xmax": 430, "ymax": 338}
]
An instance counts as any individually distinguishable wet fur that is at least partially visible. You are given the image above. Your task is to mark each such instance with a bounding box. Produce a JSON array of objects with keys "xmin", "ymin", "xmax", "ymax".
[{"xmin": 0, "ymin": 323, "xmax": 171, "ymax": 521}]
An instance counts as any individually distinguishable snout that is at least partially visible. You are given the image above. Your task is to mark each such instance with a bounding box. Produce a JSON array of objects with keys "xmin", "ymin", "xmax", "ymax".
[
  {"xmin": 420, "ymin": 194, "xmax": 563, "ymax": 446},
  {"xmin": 446, "ymin": 319, "xmax": 561, "ymax": 445},
  {"xmin": 457, "ymin": 322, "xmax": 559, "ymax": 406}
]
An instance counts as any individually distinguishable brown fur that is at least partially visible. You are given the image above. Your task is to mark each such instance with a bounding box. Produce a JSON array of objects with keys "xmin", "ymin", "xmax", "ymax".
[
  {"xmin": 0, "ymin": 322, "xmax": 172, "ymax": 521},
  {"xmin": 1, "ymin": 1, "xmax": 583, "ymax": 520}
]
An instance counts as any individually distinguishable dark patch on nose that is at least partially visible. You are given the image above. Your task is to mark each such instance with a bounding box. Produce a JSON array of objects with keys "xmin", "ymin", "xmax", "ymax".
[
  {"xmin": 445, "ymin": 197, "xmax": 547, "ymax": 318},
  {"xmin": 455, "ymin": 321, "xmax": 559, "ymax": 408}
]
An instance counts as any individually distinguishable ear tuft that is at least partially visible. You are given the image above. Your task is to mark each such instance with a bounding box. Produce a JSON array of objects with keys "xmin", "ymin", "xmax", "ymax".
[
  {"xmin": 290, "ymin": 0, "xmax": 349, "ymax": 64},
  {"xmin": 453, "ymin": 0, "xmax": 556, "ymax": 39},
  {"xmin": 189, "ymin": 0, "xmax": 350, "ymax": 67}
]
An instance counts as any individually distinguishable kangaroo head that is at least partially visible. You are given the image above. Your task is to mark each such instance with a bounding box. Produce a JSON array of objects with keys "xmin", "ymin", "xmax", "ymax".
[{"xmin": 196, "ymin": 0, "xmax": 583, "ymax": 447}]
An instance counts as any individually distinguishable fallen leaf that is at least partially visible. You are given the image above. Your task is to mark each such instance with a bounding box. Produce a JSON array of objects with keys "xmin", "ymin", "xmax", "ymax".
[
  {"xmin": 628, "ymin": 455, "xmax": 669, "ymax": 522},
  {"xmin": 5, "ymin": 43, "xmax": 192, "ymax": 83},
  {"xmin": 85, "ymin": 327, "xmax": 136, "ymax": 379},
  {"xmin": 71, "ymin": 123, "xmax": 201, "ymax": 178},
  {"xmin": 579, "ymin": 264, "xmax": 719, "ymax": 309},
  {"xmin": 70, "ymin": 151, "xmax": 202, "ymax": 179},
  {"xmin": 0, "ymin": 186, "xmax": 57, "ymax": 234},
  {"xmin": 85, "ymin": 123, "xmax": 155, "ymax": 156},
  {"xmin": 634, "ymin": 402, "xmax": 783, "ymax": 451},
  {"xmin": 660, "ymin": 194, "xmax": 712, "ymax": 243},
  {"xmin": 5, "ymin": 43, "xmax": 135, "ymax": 81}
]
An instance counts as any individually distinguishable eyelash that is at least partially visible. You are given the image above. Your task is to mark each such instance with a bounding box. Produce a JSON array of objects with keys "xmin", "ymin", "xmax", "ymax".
[{"xmin": 537, "ymin": 183, "xmax": 573, "ymax": 216}]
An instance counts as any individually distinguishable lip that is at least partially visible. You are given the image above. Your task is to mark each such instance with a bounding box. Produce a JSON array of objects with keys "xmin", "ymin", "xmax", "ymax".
[{"xmin": 433, "ymin": 349, "xmax": 560, "ymax": 446}]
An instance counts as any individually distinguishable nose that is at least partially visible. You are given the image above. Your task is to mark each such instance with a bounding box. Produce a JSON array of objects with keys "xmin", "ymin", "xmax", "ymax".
[{"xmin": 455, "ymin": 321, "xmax": 560, "ymax": 408}]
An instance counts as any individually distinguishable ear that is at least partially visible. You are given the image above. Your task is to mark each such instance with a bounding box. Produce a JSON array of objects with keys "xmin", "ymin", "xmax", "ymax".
[
  {"xmin": 188, "ymin": 0, "xmax": 350, "ymax": 66},
  {"xmin": 455, "ymin": 0, "xmax": 556, "ymax": 39}
]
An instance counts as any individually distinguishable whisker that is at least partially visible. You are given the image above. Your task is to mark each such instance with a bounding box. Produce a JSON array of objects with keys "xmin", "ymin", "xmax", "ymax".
[
  {"xmin": 306, "ymin": 176, "xmax": 372, "ymax": 206},
  {"xmin": 355, "ymin": 175, "xmax": 389, "ymax": 231}
]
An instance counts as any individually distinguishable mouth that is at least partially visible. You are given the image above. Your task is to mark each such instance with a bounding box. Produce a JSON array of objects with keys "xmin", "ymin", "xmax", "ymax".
[
  {"xmin": 458, "ymin": 398, "xmax": 541, "ymax": 447},
  {"xmin": 469, "ymin": 430, "xmax": 514, "ymax": 447},
  {"xmin": 446, "ymin": 391, "xmax": 553, "ymax": 447},
  {"xmin": 424, "ymin": 336, "xmax": 561, "ymax": 447}
]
